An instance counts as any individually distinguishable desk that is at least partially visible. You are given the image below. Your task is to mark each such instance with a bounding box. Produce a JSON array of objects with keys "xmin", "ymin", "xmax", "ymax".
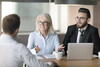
[{"xmin": 40, "ymin": 58, "xmax": 100, "ymax": 67}]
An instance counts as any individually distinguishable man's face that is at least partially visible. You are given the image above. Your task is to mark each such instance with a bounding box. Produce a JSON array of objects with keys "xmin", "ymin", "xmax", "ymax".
[{"xmin": 76, "ymin": 12, "xmax": 89, "ymax": 28}]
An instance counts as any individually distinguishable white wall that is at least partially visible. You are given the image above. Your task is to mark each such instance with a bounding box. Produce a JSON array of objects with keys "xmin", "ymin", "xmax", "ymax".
[{"xmin": 94, "ymin": 1, "xmax": 100, "ymax": 36}]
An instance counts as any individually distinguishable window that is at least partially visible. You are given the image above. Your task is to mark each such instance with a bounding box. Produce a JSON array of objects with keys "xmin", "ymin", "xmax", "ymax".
[{"xmin": 1, "ymin": 2, "xmax": 49, "ymax": 34}]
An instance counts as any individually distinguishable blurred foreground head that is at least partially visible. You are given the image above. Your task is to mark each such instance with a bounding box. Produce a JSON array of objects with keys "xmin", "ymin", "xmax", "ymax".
[{"xmin": 2, "ymin": 14, "xmax": 20, "ymax": 37}]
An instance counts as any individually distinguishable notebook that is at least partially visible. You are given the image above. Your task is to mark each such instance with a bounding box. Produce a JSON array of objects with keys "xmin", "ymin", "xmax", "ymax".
[{"xmin": 67, "ymin": 43, "xmax": 93, "ymax": 60}]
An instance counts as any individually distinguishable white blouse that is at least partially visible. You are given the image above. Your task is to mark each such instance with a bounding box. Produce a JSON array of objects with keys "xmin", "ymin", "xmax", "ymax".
[{"xmin": 27, "ymin": 32, "xmax": 60, "ymax": 55}]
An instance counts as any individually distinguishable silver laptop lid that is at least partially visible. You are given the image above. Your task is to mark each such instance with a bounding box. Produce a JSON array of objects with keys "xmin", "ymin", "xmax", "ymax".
[{"xmin": 67, "ymin": 43, "xmax": 93, "ymax": 60}]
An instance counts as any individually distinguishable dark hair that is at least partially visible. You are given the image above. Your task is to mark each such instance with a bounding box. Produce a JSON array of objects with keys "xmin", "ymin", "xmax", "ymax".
[
  {"xmin": 78, "ymin": 8, "xmax": 91, "ymax": 18},
  {"xmin": 2, "ymin": 14, "xmax": 20, "ymax": 34}
]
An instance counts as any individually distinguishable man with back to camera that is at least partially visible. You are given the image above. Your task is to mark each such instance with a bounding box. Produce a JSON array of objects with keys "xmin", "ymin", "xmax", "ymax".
[
  {"xmin": 0, "ymin": 14, "xmax": 58, "ymax": 67},
  {"xmin": 63, "ymin": 8, "xmax": 100, "ymax": 56}
]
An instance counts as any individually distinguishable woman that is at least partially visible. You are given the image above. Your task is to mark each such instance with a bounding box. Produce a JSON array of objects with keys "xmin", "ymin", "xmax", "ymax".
[{"xmin": 27, "ymin": 13, "xmax": 63, "ymax": 55}]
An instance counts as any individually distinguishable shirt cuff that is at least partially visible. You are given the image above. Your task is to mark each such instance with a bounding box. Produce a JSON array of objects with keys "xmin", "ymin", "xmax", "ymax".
[{"xmin": 30, "ymin": 48, "xmax": 36, "ymax": 55}]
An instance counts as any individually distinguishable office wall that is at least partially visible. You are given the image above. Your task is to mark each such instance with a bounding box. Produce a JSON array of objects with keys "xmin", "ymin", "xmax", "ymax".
[
  {"xmin": 0, "ymin": 2, "xmax": 100, "ymax": 35},
  {"xmin": 94, "ymin": 1, "xmax": 100, "ymax": 35},
  {"xmin": 0, "ymin": 3, "xmax": 1, "ymax": 32}
]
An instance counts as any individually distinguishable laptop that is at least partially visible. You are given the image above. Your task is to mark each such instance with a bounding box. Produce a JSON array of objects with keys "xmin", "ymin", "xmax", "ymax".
[{"xmin": 67, "ymin": 43, "xmax": 93, "ymax": 60}]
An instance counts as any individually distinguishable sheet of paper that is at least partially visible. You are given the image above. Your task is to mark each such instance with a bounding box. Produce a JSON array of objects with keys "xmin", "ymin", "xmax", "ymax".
[
  {"xmin": 37, "ymin": 54, "xmax": 55, "ymax": 59},
  {"xmin": 43, "ymin": 54, "xmax": 55, "ymax": 58}
]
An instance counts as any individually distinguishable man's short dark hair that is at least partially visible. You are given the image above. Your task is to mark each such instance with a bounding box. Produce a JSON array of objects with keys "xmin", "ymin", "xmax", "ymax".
[
  {"xmin": 2, "ymin": 14, "xmax": 20, "ymax": 34},
  {"xmin": 78, "ymin": 8, "xmax": 91, "ymax": 18}
]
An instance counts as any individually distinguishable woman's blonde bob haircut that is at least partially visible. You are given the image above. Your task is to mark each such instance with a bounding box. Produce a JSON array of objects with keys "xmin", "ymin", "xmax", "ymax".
[{"xmin": 35, "ymin": 13, "xmax": 55, "ymax": 34}]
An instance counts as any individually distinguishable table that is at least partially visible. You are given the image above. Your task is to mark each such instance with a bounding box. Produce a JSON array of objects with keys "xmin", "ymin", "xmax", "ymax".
[{"xmin": 40, "ymin": 58, "xmax": 100, "ymax": 67}]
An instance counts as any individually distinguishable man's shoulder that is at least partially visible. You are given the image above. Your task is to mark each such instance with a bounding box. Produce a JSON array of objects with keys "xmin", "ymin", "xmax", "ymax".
[
  {"xmin": 68, "ymin": 24, "xmax": 77, "ymax": 30},
  {"xmin": 88, "ymin": 24, "xmax": 98, "ymax": 30},
  {"xmin": 68, "ymin": 24, "xmax": 76, "ymax": 27},
  {"xmin": 16, "ymin": 42, "xmax": 30, "ymax": 53},
  {"xmin": 16, "ymin": 42, "xmax": 26, "ymax": 48}
]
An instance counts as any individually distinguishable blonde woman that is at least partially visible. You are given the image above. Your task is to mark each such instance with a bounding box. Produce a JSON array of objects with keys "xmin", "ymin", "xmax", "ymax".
[{"xmin": 27, "ymin": 13, "xmax": 64, "ymax": 55}]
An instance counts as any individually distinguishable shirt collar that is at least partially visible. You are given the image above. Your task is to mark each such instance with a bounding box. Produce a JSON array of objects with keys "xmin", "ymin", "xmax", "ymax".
[
  {"xmin": 0, "ymin": 33, "xmax": 15, "ymax": 41},
  {"xmin": 78, "ymin": 24, "xmax": 88, "ymax": 31},
  {"xmin": 37, "ymin": 32, "xmax": 50, "ymax": 39}
]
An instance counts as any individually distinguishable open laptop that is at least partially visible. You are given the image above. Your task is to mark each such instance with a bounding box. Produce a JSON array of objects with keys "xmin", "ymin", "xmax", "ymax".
[{"xmin": 67, "ymin": 43, "xmax": 93, "ymax": 60}]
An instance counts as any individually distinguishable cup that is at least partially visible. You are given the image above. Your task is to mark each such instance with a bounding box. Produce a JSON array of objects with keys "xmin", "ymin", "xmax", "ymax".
[
  {"xmin": 98, "ymin": 52, "xmax": 100, "ymax": 59},
  {"xmin": 54, "ymin": 51, "xmax": 63, "ymax": 60}
]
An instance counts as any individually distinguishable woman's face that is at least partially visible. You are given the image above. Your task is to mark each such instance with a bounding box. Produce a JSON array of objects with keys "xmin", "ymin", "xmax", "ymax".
[{"xmin": 37, "ymin": 16, "xmax": 50, "ymax": 32}]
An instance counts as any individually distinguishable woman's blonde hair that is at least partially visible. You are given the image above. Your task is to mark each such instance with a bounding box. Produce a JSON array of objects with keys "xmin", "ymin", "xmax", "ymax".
[{"xmin": 35, "ymin": 13, "xmax": 55, "ymax": 34}]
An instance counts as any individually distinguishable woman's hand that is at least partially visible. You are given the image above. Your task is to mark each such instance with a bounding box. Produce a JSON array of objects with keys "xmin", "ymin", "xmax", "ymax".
[
  {"xmin": 57, "ymin": 44, "xmax": 65, "ymax": 52},
  {"xmin": 34, "ymin": 45, "xmax": 40, "ymax": 53}
]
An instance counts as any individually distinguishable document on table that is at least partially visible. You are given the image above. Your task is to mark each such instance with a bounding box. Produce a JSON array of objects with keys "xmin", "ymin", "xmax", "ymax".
[{"xmin": 36, "ymin": 54, "xmax": 55, "ymax": 59}]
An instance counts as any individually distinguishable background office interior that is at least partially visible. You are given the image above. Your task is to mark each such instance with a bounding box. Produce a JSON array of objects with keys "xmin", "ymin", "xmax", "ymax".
[{"xmin": 0, "ymin": 0, "xmax": 100, "ymax": 44}]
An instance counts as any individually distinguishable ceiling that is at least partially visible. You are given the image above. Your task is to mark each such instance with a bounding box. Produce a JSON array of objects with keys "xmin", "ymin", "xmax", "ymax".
[{"xmin": 0, "ymin": 0, "xmax": 98, "ymax": 5}]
